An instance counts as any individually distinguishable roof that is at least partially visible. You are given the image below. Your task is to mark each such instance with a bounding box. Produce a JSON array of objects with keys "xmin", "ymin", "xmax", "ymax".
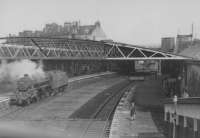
[
  {"xmin": 179, "ymin": 46, "xmax": 200, "ymax": 59},
  {"xmin": 78, "ymin": 25, "xmax": 96, "ymax": 35}
]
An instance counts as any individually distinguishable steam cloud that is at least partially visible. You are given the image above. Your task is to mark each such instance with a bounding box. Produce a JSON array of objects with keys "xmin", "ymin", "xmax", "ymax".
[{"xmin": 0, "ymin": 59, "xmax": 45, "ymax": 82}]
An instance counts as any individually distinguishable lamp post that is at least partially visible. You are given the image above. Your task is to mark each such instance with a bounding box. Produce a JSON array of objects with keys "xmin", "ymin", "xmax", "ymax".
[{"xmin": 173, "ymin": 95, "xmax": 178, "ymax": 138}]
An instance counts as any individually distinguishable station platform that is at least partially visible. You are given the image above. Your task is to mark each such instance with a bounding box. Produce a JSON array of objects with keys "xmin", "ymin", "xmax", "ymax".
[{"xmin": 109, "ymin": 77, "xmax": 166, "ymax": 138}]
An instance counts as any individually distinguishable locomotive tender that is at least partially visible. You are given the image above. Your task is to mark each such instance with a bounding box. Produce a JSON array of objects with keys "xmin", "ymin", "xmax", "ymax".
[{"xmin": 10, "ymin": 70, "xmax": 68, "ymax": 106}]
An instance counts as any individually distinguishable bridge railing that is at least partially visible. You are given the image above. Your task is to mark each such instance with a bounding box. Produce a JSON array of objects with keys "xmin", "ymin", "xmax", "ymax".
[{"xmin": 0, "ymin": 37, "xmax": 108, "ymax": 59}]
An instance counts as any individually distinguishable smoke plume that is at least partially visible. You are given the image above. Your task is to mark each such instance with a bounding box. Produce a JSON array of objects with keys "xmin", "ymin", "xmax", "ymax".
[{"xmin": 0, "ymin": 59, "xmax": 45, "ymax": 82}]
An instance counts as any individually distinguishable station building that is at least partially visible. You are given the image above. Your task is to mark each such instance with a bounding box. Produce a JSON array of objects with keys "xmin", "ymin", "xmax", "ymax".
[
  {"xmin": 163, "ymin": 40, "xmax": 200, "ymax": 138},
  {"xmin": 179, "ymin": 44, "xmax": 200, "ymax": 97}
]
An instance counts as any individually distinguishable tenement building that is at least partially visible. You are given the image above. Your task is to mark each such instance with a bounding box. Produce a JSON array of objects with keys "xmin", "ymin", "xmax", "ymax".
[{"xmin": 16, "ymin": 21, "xmax": 107, "ymax": 41}]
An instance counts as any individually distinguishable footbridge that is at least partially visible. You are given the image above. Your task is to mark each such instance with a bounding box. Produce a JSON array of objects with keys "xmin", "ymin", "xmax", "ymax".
[
  {"xmin": 0, "ymin": 37, "xmax": 192, "ymax": 76},
  {"xmin": 0, "ymin": 37, "xmax": 190, "ymax": 60}
]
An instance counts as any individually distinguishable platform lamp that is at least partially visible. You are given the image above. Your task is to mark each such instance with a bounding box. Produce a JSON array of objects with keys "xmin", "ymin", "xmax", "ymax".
[{"xmin": 173, "ymin": 95, "xmax": 178, "ymax": 138}]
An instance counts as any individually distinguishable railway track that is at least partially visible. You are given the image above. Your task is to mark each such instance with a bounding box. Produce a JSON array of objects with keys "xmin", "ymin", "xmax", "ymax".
[
  {"xmin": 0, "ymin": 77, "xmax": 132, "ymax": 138},
  {"xmin": 80, "ymin": 82, "xmax": 134, "ymax": 138},
  {"xmin": 0, "ymin": 72, "xmax": 116, "ymax": 119},
  {"xmin": 0, "ymin": 91, "xmax": 66, "ymax": 119}
]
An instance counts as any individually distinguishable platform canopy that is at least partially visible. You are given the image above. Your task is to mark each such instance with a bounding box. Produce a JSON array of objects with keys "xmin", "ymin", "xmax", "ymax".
[{"xmin": 104, "ymin": 42, "xmax": 191, "ymax": 60}]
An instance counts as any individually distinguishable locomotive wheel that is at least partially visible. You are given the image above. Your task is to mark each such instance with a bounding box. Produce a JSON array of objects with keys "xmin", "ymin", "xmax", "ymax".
[
  {"xmin": 58, "ymin": 88, "xmax": 61, "ymax": 93},
  {"xmin": 39, "ymin": 94, "xmax": 43, "ymax": 99},
  {"xmin": 64, "ymin": 85, "xmax": 68, "ymax": 93},
  {"xmin": 49, "ymin": 91, "xmax": 52, "ymax": 96},
  {"xmin": 32, "ymin": 97, "xmax": 37, "ymax": 103},
  {"xmin": 26, "ymin": 98, "xmax": 31, "ymax": 105},
  {"xmin": 61, "ymin": 86, "xmax": 64, "ymax": 92},
  {"xmin": 58, "ymin": 88, "xmax": 63, "ymax": 95},
  {"xmin": 50, "ymin": 91, "xmax": 54, "ymax": 96},
  {"xmin": 64, "ymin": 85, "xmax": 68, "ymax": 91},
  {"xmin": 9, "ymin": 100, "xmax": 15, "ymax": 106},
  {"xmin": 64, "ymin": 85, "xmax": 67, "ymax": 91},
  {"xmin": 18, "ymin": 99, "xmax": 23, "ymax": 105},
  {"xmin": 46, "ymin": 91, "xmax": 50, "ymax": 97},
  {"xmin": 41, "ymin": 94, "xmax": 45, "ymax": 99},
  {"xmin": 30, "ymin": 97, "xmax": 34, "ymax": 103},
  {"xmin": 46, "ymin": 92, "xmax": 50, "ymax": 97},
  {"xmin": 56, "ymin": 89, "xmax": 60, "ymax": 94},
  {"xmin": 62, "ymin": 86, "xmax": 65, "ymax": 92},
  {"xmin": 36, "ymin": 96, "xmax": 40, "ymax": 102},
  {"xmin": 18, "ymin": 100, "xmax": 25, "ymax": 106},
  {"xmin": 53, "ymin": 89, "xmax": 57, "ymax": 96},
  {"xmin": 60, "ymin": 87, "xmax": 63, "ymax": 92}
]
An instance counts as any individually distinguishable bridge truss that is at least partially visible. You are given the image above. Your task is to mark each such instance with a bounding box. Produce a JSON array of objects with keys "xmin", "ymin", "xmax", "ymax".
[
  {"xmin": 104, "ymin": 42, "xmax": 190, "ymax": 60},
  {"xmin": 0, "ymin": 37, "xmax": 190, "ymax": 60}
]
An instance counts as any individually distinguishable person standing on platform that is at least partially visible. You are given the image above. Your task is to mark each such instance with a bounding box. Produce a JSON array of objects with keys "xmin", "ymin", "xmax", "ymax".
[
  {"xmin": 130, "ymin": 102, "xmax": 136, "ymax": 120},
  {"xmin": 126, "ymin": 87, "xmax": 136, "ymax": 120}
]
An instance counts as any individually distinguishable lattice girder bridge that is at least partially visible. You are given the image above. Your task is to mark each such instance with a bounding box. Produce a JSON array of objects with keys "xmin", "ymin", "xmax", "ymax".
[{"xmin": 0, "ymin": 37, "xmax": 190, "ymax": 60}]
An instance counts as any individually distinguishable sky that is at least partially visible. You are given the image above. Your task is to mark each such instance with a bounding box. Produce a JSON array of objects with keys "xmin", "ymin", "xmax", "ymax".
[{"xmin": 1, "ymin": 0, "xmax": 200, "ymax": 46}]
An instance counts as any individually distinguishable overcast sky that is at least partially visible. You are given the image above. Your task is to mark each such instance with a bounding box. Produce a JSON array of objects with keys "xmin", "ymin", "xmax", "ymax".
[{"xmin": 0, "ymin": 0, "xmax": 200, "ymax": 46}]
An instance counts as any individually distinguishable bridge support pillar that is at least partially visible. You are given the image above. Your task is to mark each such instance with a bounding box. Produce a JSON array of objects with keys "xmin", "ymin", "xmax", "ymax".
[{"xmin": 158, "ymin": 60, "xmax": 162, "ymax": 76}]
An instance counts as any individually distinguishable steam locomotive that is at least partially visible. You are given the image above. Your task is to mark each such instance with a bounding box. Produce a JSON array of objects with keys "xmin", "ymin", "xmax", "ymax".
[{"xmin": 9, "ymin": 70, "xmax": 68, "ymax": 106}]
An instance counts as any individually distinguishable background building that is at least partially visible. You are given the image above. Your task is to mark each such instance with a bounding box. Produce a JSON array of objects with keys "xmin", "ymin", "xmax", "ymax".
[
  {"xmin": 16, "ymin": 21, "xmax": 107, "ymax": 41},
  {"xmin": 174, "ymin": 34, "xmax": 193, "ymax": 53},
  {"xmin": 75, "ymin": 21, "xmax": 107, "ymax": 41},
  {"xmin": 161, "ymin": 37, "xmax": 175, "ymax": 53}
]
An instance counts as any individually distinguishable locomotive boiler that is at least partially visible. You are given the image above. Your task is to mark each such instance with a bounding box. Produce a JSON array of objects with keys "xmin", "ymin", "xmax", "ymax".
[{"xmin": 9, "ymin": 70, "xmax": 68, "ymax": 106}]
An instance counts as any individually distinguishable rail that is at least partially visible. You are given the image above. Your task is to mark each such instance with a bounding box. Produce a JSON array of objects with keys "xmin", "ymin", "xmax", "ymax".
[
  {"xmin": 69, "ymin": 72, "xmax": 115, "ymax": 83},
  {"xmin": 80, "ymin": 82, "xmax": 132, "ymax": 138},
  {"xmin": 100, "ymin": 84, "xmax": 131, "ymax": 138}
]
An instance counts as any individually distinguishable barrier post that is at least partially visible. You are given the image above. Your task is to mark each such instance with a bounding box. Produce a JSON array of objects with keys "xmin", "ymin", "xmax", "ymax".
[{"xmin": 173, "ymin": 95, "xmax": 178, "ymax": 138}]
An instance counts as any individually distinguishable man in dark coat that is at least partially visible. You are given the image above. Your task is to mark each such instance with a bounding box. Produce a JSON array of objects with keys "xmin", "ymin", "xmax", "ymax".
[{"xmin": 130, "ymin": 102, "xmax": 136, "ymax": 120}]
